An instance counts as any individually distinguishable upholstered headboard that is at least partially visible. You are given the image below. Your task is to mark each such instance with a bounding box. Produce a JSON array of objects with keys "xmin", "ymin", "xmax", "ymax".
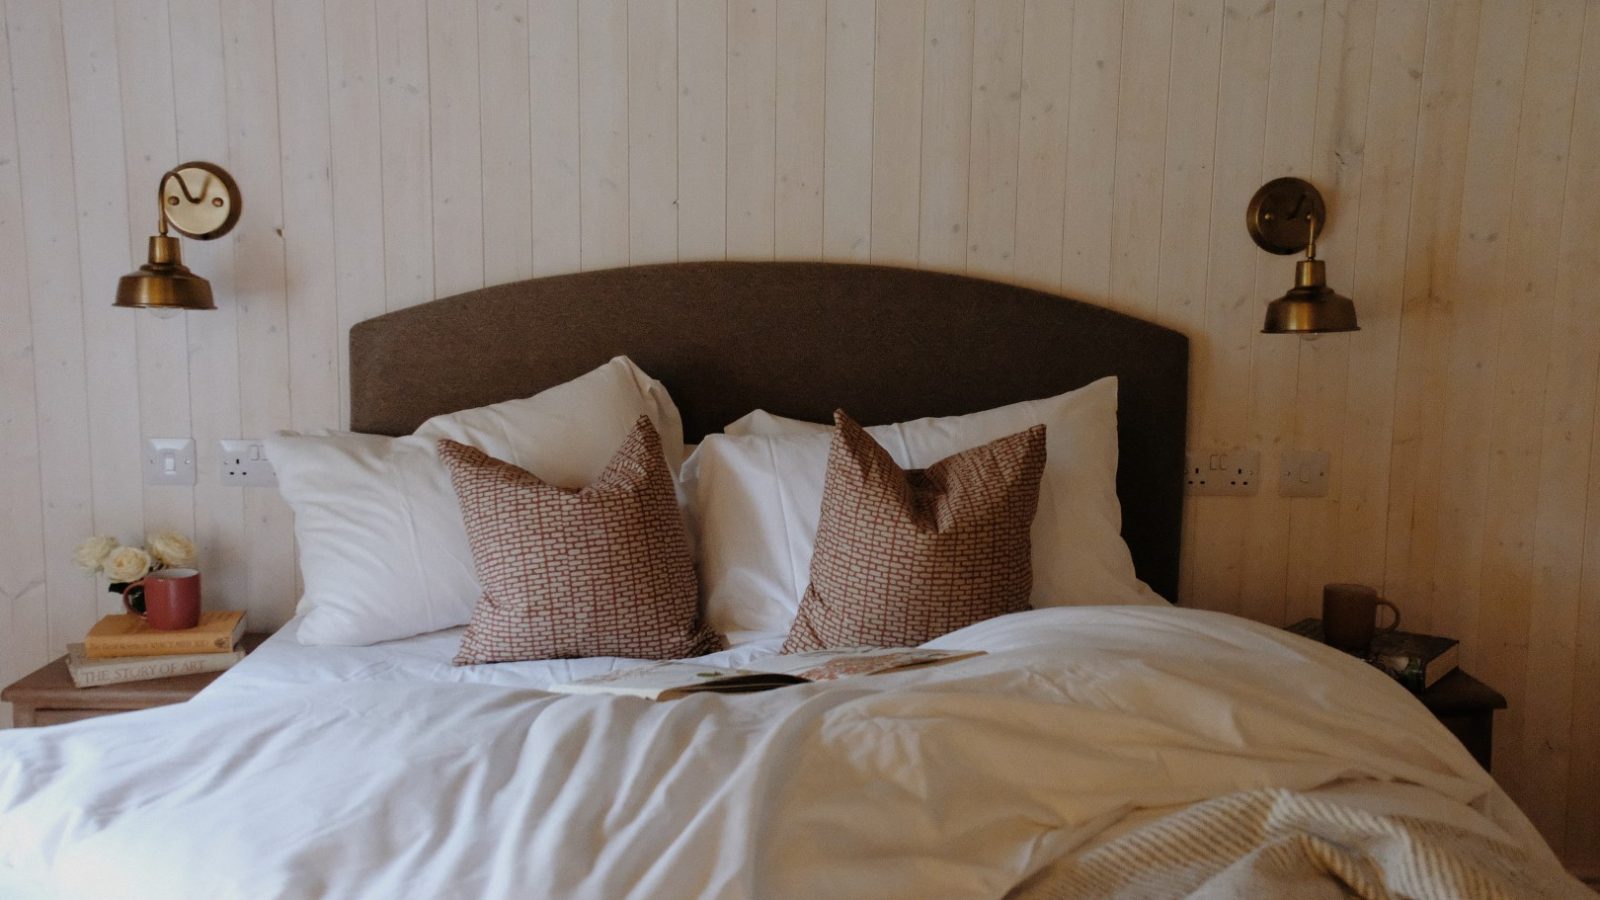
[{"xmin": 350, "ymin": 262, "xmax": 1189, "ymax": 600}]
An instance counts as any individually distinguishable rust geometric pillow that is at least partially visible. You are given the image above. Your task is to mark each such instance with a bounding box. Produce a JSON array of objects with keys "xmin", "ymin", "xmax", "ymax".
[
  {"xmin": 782, "ymin": 411, "xmax": 1046, "ymax": 653},
  {"xmin": 439, "ymin": 417, "xmax": 723, "ymax": 664}
]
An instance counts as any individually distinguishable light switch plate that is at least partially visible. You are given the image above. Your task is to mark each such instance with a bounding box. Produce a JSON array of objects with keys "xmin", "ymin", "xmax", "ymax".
[
  {"xmin": 1185, "ymin": 449, "xmax": 1261, "ymax": 496},
  {"xmin": 1279, "ymin": 449, "xmax": 1331, "ymax": 497},
  {"xmin": 219, "ymin": 439, "xmax": 277, "ymax": 487},
  {"xmin": 143, "ymin": 438, "xmax": 197, "ymax": 486}
]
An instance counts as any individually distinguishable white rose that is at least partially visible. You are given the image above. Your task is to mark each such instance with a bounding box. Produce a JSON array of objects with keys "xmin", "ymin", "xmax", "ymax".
[
  {"xmin": 73, "ymin": 536, "xmax": 119, "ymax": 573},
  {"xmin": 147, "ymin": 531, "xmax": 197, "ymax": 568},
  {"xmin": 104, "ymin": 546, "xmax": 153, "ymax": 583}
]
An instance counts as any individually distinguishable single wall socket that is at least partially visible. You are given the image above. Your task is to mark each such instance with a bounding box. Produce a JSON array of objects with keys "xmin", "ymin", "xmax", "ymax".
[
  {"xmin": 143, "ymin": 438, "xmax": 196, "ymax": 486},
  {"xmin": 219, "ymin": 439, "xmax": 277, "ymax": 487},
  {"xmin": 1279, "ymin": 449, "xmax": 1331, "ymax": 497},
  {"xmin": 1185, "ymin": 449, "xmax": 1261, "ymax": 496}
]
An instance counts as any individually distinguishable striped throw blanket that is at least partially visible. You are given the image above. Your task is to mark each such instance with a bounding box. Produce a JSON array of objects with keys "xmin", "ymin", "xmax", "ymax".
[{"xmin": 1018, "ymin": 789, "xmax": 1592, "ymax": 899}]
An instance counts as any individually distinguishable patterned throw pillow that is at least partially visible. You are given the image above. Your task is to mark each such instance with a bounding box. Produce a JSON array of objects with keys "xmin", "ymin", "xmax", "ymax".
[
  {"xmin": 439, "ymin": 417, "xmax": 723, "ymax": 664},
  {"xmin": 782, "ymin": 412, "xmax": 1046, "ymax": 653}
]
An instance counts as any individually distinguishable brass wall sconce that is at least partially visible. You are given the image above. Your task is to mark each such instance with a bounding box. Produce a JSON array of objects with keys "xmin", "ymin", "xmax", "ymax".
[
  {"xmin": 115, "ymin": 161, "xmax": 242, "ymax": 312},
  {"xmin": 1246, "ymin": 177, "xmax": 1358, "ymax": 334}
]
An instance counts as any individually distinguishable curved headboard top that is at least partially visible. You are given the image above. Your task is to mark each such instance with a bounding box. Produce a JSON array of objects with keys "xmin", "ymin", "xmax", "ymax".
[{"xmin": 351, "ymin": 261, "xmax": 1188, "ymax": 599}]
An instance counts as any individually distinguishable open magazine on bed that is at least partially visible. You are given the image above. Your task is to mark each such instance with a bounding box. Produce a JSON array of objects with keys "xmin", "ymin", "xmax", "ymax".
[{"xmin": 548, "ymin": 647, "xmax": 985, "ymax": 700}]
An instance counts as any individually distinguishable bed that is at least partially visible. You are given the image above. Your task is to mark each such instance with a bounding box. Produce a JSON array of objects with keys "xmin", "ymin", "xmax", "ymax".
[{"xmin": 0, "ymin": 262, "xmax": 1586, "ymax": 898}]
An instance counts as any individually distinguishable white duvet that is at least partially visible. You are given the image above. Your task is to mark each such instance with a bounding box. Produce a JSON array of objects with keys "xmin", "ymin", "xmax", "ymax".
[{"xmin": 0, "ymin": 607, "xmax": 1579, "ymax": 898}]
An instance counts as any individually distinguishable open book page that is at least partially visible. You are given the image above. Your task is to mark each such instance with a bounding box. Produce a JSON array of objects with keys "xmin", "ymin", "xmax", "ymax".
[
  {"xmin": 740, "ymin": 647, "xmax": 985, "ymax": 682},
  {"xmin": 545, "ymin": 661, "xmax": 805, "ymax": 700}
]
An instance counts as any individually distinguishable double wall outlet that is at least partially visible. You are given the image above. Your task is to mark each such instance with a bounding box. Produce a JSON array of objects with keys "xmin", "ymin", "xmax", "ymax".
[
  {"xmin": 219, "ymin": 439, "xmax": 277, "ymax": 487},
  {"xmin": 1185, "ymin": 449, "xmax": 1261, "ymax": 496}
]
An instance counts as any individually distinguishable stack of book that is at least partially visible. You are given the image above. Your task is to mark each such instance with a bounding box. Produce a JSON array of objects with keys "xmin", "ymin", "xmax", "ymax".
[
  {"xmin": 66, "ymin": 610, "xmax": 248, "ymax": 688},
  {"xmin": 1286, "ymin": 618, "xmax": 1459, "ymax": 692}
]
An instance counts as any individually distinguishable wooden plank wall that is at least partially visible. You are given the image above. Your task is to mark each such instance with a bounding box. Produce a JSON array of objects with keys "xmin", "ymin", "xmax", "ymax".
[{"xmin": 1, "ymin": 0, "xmax": 1597, "ymax": 870}]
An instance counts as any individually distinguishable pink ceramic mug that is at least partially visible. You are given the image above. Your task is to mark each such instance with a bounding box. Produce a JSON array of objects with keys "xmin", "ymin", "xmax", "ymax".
[{"xmin": 123, "ymin": 568, "xmax": 201, "ymax": 630}]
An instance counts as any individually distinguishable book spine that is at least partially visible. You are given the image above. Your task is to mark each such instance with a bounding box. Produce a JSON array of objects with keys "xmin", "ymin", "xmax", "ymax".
[
  {"xmin": 83, "ymin": 633, "xmax": 236, "ymax": 659},
  {"xmin": 70, "ymin": 653, "xmax": 241, "ymax": 688}
]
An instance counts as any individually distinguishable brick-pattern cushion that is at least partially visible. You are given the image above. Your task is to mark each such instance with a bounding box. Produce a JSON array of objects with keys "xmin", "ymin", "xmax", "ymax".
[
  {"xmin": 440, "ymin": 417, "xmax": 723, "ymax": 664},
  {"xmin": 782, "ymin": 412, "xmax": 1046, "ymax": 653}
]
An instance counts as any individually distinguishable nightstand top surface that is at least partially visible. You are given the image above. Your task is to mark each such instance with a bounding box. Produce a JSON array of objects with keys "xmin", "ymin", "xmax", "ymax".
[{"xmin": 2, "ymin": 633, "xmax": 269, "ymax": 711}]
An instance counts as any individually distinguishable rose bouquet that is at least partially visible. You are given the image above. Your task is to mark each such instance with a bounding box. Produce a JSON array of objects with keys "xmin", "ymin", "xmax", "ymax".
[{"xmin": 75, "ymin": 531, "xmax": 198, "ymax": 613}]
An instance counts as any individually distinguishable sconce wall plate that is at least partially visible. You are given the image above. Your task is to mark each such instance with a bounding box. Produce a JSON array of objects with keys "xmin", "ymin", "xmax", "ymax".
[
  {"xmin": 1246, "ymin": 176, "xmax": 1326, "ymax": 255},
  {"xmin": 116, "ymin": 161, "xmax": 242, "ymax": 312}
]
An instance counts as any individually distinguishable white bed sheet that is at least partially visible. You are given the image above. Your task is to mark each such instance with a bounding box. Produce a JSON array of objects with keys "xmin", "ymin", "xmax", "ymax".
[
  {"xmin": 0, "ymin": 606, "xmax": 1577, "ymax": 899},
  {"xmin": 208, "ymin": 616, "xmax": 789, "ymax": 697}
]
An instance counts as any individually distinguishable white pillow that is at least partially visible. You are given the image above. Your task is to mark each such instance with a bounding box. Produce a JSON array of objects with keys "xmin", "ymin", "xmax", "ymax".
[
  {"xmin": 268, "ymin": 357, "xmax": 685, "ymax": 646},
  {"xmin": 684, "ymin": 376, "xmax": 1165, "ymax": 642}
]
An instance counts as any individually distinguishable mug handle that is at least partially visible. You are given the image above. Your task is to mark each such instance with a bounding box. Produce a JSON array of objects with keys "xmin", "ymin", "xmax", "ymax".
[
  {"xmin": 1375, "ymin": 599, "xmax": 1401, "ymax": 634},
  {"xmin": 121, "ymin": 579, "xmax": 147, "ymax": 617}
]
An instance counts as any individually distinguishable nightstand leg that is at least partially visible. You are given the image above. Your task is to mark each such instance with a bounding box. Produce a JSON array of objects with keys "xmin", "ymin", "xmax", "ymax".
[{"xmin": 11, "ymin": 705, "xmax": 37, "ymax": 728}]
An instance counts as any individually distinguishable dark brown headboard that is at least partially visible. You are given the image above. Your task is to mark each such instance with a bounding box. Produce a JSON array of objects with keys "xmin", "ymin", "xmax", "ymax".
[{"xmin": 350, "ymin": 262, "xmax": 1189, "ymax": 600}]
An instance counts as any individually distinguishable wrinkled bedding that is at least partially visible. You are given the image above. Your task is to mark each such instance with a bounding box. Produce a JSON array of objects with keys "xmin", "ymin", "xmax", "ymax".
[{"xmin": 0, "ymin": 606, "xmax": 1583, "ymax": 899}]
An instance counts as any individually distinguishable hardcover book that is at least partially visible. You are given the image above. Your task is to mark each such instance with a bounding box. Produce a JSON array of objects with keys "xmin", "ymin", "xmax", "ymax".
[
  {"xmin": 549, "ymin": 647, "xmax": 985, "ymax": 701},
  {"xmin": 65, "ymin": 643, "xmax": 244, "ymax": 688},
  {"xmin": 1286, "ymin": 618, "xmax": 1459, "ymax": 691},
  {"xmin": 83, "ymin": 611, "xmax": 247, "ymax": 659}
]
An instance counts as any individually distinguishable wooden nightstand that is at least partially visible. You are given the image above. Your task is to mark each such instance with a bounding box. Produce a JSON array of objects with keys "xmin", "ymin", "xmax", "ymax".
[
  {"xmin": 1418, "ymin": 669, "xmax": 1506, "ymax": 771},
  {"xmin": 2, "ymin": 633, "xmax": 268, "ymax": 727},
  {"xmin": 1284, "ymin": 619, "xmax": 1505, "ymax": 771}
]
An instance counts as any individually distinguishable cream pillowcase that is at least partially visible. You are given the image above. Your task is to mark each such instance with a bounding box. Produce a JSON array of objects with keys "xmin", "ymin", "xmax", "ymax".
[
  {"xmin": 268, "ymin": 357, "xmax": 685, "ymax": 646},
  {"xmin": 683, "ymin": 376, "xmax": 1165, "ymax": 643}
]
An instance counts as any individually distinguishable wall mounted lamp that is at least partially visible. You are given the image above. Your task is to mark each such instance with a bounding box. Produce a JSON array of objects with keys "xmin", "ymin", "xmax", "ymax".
[
  {"xmin": 115, "ymin": 161, "xmax": 242, "ymax": 313},
  {"xmin": 1246, "ymin": 177, "xmax": 1358, "ymax": 335}
]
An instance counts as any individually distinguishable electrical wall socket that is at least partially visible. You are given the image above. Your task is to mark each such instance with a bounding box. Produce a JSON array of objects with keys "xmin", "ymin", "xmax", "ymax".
[
  {"xmin": 219, "ymin": 439, "xmax": 276, "ymax": 487},
  {"xmin": 143, "ymin": 438, "xmax": 196, "ymax": 486},
  {"xmin": 1279, "ymin": 449, "xmax": 1331, "ymax": 497},
  {"xmin": 1185, "ymin": 449, "xmax": 1261, "ymax": 496}
]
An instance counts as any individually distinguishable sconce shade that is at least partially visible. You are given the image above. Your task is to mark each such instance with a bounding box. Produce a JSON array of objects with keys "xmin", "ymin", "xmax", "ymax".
[
  {"xmin": 1261, "ymin": 258, "xmax": 1358, "ymax": 334},
  {"xmin": 114, "ymin": 235, "xmax": 216, "ymax": 311}
]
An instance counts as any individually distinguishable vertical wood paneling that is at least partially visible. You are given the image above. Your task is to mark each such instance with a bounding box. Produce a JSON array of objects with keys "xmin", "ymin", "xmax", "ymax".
[
  {"xmin": 1474, "ymin": 0, "xmax": 1586, "ymax": 810},
  {"xmin": 377, "ymin": 0, "xmax": 434, "ymax": 306},
  {"xmin": 275, "ymin": 0, "xmax": 341, "ymax": 433},
  {"xmin": 7, "ymin": 0, "xmax": 96, "ymax": 651},
  {"xmin": 4, "ymin": 0, "xmax": 1599, "ymax": 865},
  {"xmin": 1239, "ymin": 0, "xmax": 1323, "ymax": 625},
  {"xmin": 577, "ymin": 0, "xmax": 628, "ymax": 269},
  {"xmin": 1107, "ymin": 0, "xmax": 1171, "ymax": 318},
  {"xmin": 1189, "ymin": 0, "xmax": 1273, "ymax": 615},
  {"xmin": 1011, "ymin": 0, "xmax": 1069, "ymax": 289},
  {"xmin": 62, "ymin": 0, "xmax": 142, "ymax": 621},
  {"xmin": 676, "ymin": 0, "xmax": 727, "ymax": 260},
  {"xmin": 725, "ymin": 0, "xmax": 775, "ymax": 259},
  {"xmin": 222, "ymin": 0, "xmax": 296, "ymax": 628},
  {"xmin": 427, "ymin": 0, "xmax": 485, "ymax": 295},
  {"xmin": 1284, "ymin": 0, "xmax": 1375, "ymax": 622},
  {"xmin": 116, "ymin": 0, "xmax": 194, "ymax": 554},
  {"xmin": 1547, "ymin": 4, "xmax": 1600, "ymax": 861},
  {"xmin": 479, "ymin": 0, "xmax": 535, "ymax": 283},
  {"xmin": 774, "ymin": 0, "xmax": 824, "ymax": 258},
  {"xmin": 869, "ymin": 0, "xmax": 923, "ymax": 267},
  {"xmin": 963, "ymin": 0, "xmax": 1022, "ymax": 279},
  {"xmin": 1383, "ymin": 0, "xmax": 1480, "ymax": 633},
  {"xmin": 325, "ymin": 0, "xmax": 387, "ymax": 425},
  {"xmin": 821, "ymin": 0, "xmax": 874, "ymax": 261},
  {"xmin": 1058, "ymin": 0, "xmax": 1118, "ymax": 302},
  {"xmin": 917, "ymin": 0, "xmax": 972, "ymax": 270},
  {"xmin": 529, "ymin": 0, "xmax": 581, "ymax": 274},
  {"xmin": 0, "ymin": 0, "xmax": 49, "ymax": 726},
  {"xmin": 168, "ymin": 0, "xmax": 245, "ymax": 611},
  {"xmin": 627, "ymin": 0, "xmax": 677, "ymax": 264}
]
